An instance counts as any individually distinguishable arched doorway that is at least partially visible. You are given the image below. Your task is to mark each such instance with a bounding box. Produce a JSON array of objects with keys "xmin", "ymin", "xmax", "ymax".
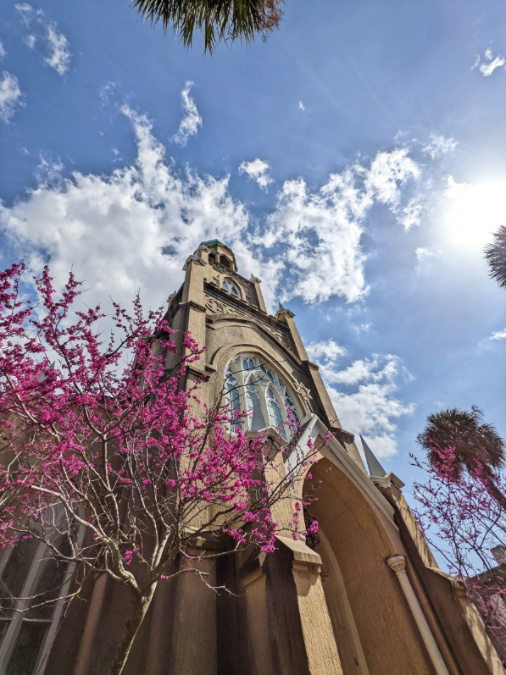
[{"xmin": 304, "ymin": 457, "xmax": 434, "ymax": 675}]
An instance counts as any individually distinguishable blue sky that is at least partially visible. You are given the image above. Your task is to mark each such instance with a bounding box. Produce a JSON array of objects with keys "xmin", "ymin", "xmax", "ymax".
[{"xmin": 0, "ymin": 0, "xmax": 505, "ymax": 494}]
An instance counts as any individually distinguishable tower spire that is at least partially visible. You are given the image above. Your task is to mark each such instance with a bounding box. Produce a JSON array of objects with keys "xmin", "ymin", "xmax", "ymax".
[{"xmin": 360, "ymin": 435, "xmax": 387, "ymax": 478}]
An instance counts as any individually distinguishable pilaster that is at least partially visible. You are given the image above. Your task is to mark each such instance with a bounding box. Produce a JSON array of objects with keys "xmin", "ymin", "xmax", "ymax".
[
  {"xmin": 275, "ymin": 306, "xmax": 343, "ymax": 431},
  {"xmin": 277, "ymin": 536, "xmax": 344, "ymax": 675},
  {"xmin": 181, "ymin": 254, "xmax": 208, "ymax": 376},
  {"xmin": 169, "ymin": 554, "xmax": 217, "ymax": 675},
  {"xmin": 249, "ymin": 276, "xmax": 267, "ymax": 313},
  {"xmin": 240, "ymin": 565, "xmax": 273, "ymax": 675}
]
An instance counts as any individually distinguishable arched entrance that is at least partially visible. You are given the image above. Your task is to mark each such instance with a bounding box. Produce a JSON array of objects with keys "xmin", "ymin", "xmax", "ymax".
[{"xmin": 304, "ymin": 457, "xmax": 435, "ymax": 675}]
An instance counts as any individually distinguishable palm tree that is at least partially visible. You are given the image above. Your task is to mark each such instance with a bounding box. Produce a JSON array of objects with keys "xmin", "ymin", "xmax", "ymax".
[
  {"xmin": 133, "ymin": 0, "xmax": 284, "ymax": 53},
  {"xmin": 485, "ymin": 225, "xmax": 506, "ymax": 289},
  {"xmin": 418, "ymin": 406, "xmax": 506, "ymax": 507}
]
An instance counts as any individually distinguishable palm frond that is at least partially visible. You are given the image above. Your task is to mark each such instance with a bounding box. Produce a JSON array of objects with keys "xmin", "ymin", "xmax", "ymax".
[
  {"xmin": 417, "ymin": 406, "xmax": 505, "ymax": 479},
  {"xmin": 133, "ymin": 0, "xmax": 284, "ymax": 53},
  {"xmin": 485, "ymin": 225, "xmax": 506, "ymax": 290}
]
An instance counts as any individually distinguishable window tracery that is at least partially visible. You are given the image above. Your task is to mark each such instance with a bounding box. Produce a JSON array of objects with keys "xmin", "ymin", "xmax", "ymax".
[
  {"xmin": 222, "ymin": 279, "xmax": 241, "ymax": 299},
  {"xmin": 224, "ymin": 354, "xmax": 303, "ymax": 439}
]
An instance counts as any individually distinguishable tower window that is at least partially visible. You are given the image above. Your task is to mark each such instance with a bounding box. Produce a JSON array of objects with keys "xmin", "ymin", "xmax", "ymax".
[
  {"xmin": 220, "ymin": 256, "xmax": 231, "ymax": 268},
  {"xmin": 224, "ymin": 354, "xmax": 302, "ymax": 439},
  {"xmin": 222, "ymin": 279, "xmax": 241, "ymax": 299}
]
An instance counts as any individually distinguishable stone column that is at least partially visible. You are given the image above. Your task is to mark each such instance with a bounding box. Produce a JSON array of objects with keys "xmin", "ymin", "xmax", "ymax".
[{"xmin": 387, "ymin": 555, "xmax": 449, "ymax": 675}]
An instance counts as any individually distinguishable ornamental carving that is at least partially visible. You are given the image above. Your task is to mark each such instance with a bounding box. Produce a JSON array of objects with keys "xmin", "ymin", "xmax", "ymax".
[
  {"xmin": 205, "ymin": 292, "xmax": 293, "ymax": 352},
  {"xmin": 269, "ymin": 328, "xmax": 293, "ymax": 351},
  {"xmin": 386, "ymin": 555, "xmax": 406, "ymax": 574},
  {"xmin": 205, "ymin": 298, "xmax": 247, "ymax": 317},
  {"xmin": 294, "ymin": 382, "xmax": 312, "ymax": 402}
]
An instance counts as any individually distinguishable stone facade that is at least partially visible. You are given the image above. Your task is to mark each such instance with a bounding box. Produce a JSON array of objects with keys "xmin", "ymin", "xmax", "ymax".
[{"xmin": 1, "ymin": 240, "xmax": 504, "ymax": 674}]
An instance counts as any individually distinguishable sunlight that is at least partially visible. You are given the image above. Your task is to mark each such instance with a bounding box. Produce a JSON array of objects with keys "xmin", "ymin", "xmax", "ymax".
[{"xmin": 444, "ymin": 177, "xmax": 506, "ymax": 247}]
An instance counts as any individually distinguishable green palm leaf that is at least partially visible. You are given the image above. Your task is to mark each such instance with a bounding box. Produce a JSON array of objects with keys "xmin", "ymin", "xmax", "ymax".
[
  {"xmin": 485, "ymin": 225, "xmax": 506, "ymax": 290},
  {"xmin": 134, "ymin": 0, "xmax": 284, "ymax": 53}
]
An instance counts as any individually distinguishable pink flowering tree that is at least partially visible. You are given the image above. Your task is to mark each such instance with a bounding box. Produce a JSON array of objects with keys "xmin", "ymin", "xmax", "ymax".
[
  {"xmin": 0, "ymin": 263, "xmax": 319, "ymax": 675},
  {"xmin": 412, "ymin": 447, "xmax": 506, "ymax": 653}
]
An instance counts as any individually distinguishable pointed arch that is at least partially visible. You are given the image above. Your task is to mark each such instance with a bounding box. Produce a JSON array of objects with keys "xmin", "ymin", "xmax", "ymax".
[{"xmin": 223, "ymin": 353, "xmax": 303, "ymax": 438}]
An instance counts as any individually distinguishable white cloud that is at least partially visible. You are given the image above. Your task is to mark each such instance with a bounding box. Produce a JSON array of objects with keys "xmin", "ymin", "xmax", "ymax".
[
  {"xmin": 490, "ymin": 328, "xmax": 506, "ymax": 341},
  {"xmin": 0, "ymin": 105, "xmax": 262, "ymax": 321},
  {"xmin": 298, "ymin": 101, "xmax": 306, "ymax": 111},
  {"xmin": 480, "ymin": 56, "xmax": 505, "ymax": 77},
  {"xmin": 262, "ymin": 147, "xmax": 420, "ymax": 303},
  {"xmin": 399, "ymin": 197, "xmax": 422, "ymax": 230},
  {"xmin": 307, "ymin": 338, "xmax": 347, "ymax": 366},
  {"xmin": 0, "ymin": 42, "xmax": 6, "ymax": 60},
  {"xmin": 173, "ymin": 81, "xmax": 202, "ymax": 147},
  {"xmin": 353, "ymin": 322, "xmax": 371, "ymax": 335},
  {"xmin": 100, "ymin": 81, "xmax": 117, "ymax": 106},
  {"xmin": 239, "ymin": 159, "xmax": 274, "ymax": 191},
  {"xmin": 307, "ymin": 342, "xmax": 415, "ymax": 459},
  {"xmin": 364, "ymin": 148, "xmax": 419, "ymax": 206},
  {"xmin": 360, "ymin": 434, "xmax": 399, "ymax": 461},
  {"xmin": 474, "ymin": 49, "xmax": 506, "ymax": 77},
  {"xmin": 415, "ymin": 246, "xmax": 435, "ymax": 260},
  {"xmin": 15, "ymin": 3, "xmax": 36, "ymax": 27},
  {"xmin": 34, "ymin": 154, "xmax": 64, "ymax": 186},
  {"xmin": 422, "ymin": 134, "xmax": 458, "ymax": 160},
  {"xmin": 0, "ymin": 71, "xmax": 24, "ymax": 123},
  {"xmin": 327, "ymin": 358, "xmax": 379, "ymax": 386},
  {"xmin": 44, "ymin": 24, "xmax": 71, "ymax": 75},
  {"xmin": 15, "ymin": 5, "xmax": 67, "ymax": 66},
  {"xmin": 0, "ymin": 100, "xmax": 449, "ymax": 320}
]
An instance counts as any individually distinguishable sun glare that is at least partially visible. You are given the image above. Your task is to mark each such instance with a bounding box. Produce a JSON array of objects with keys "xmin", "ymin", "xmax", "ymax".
[{"xmin": 444, "ymin": 177, "xmax": 506, "ymax": 248}]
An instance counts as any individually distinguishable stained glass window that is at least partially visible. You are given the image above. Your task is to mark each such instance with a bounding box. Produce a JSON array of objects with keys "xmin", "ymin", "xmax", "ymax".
[
  {"xmin": 246, "ymin": 379, "xmax": 266, "ymax": 431},
  {"xmin": 267, "ymin": 388, "xmax": 285, "ymax": 438},
  {"xmin": 224, "ymin": 354, "xmax": 302, "ymax": 439}
]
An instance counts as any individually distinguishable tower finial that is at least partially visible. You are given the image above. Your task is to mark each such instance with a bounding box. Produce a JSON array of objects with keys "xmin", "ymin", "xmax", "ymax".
[
  {"xmin": 360, "ymin": 435, "xmax": 387, "ymax": 477},
  {"xmin": 276, "ymin": 301, "xmax": 295, "ymax": 319}
]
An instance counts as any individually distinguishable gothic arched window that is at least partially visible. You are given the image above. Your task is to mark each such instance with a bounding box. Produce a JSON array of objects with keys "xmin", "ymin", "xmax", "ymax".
[
  {"xmin": 222, "ymin": 279, "xmax": 240, "ymax": 299},
  {"xmin": 224, "ymin": 354, "xmax": 303, "ymax": 439}
]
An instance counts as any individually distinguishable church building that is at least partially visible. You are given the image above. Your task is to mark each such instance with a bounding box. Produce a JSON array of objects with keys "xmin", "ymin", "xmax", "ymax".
[{"xmin": 0, "ymin": 240, "xmax": 503, "ymax": 674}]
